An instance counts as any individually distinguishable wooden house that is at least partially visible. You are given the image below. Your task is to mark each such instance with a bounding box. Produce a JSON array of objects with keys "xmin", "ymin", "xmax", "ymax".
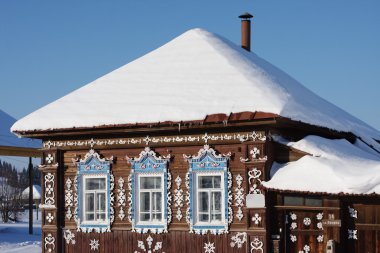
[{"xmin": 11, "ymin": 14, "xmax": 380, "ymax": 253}]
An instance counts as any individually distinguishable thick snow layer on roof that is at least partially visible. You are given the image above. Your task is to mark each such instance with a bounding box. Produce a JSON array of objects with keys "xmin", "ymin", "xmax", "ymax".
[
  {"xmin": 11, "ymin": 28, "xmax": 380, "ymax": 145},
  {"xmin": 21, "ymin": 185, "xmax": 42, "ymax": 200},
  {"xmin": 0, "ymin": 109, "xmax": 40, "ymax": 148},
  {"xmin": 262, "ymin": 135, "xmax": 380, "ymax": 195}
]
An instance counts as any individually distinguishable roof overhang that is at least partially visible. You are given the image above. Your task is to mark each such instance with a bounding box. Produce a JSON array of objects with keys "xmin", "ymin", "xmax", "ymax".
[{"xmin": 0, "ymin": 145, "xmax": 42, "ymax": 157}]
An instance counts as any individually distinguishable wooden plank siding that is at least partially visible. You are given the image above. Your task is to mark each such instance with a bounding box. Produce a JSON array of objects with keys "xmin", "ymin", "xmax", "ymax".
[
  {"xmin": 51, "ymin": 131, "xmax": 270, "ymax": 253},
  {"xmin": 36, "ymin": 127, "xmax": 380, "ymax": 253}
]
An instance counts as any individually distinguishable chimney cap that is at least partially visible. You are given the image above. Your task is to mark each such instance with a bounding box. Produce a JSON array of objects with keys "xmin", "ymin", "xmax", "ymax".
[{"xmin": 239, "ymin": 12, "xmax": 253, "ymax": 20}]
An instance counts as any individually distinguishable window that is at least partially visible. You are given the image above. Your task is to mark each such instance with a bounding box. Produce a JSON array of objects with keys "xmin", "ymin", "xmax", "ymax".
[
  {"xmin": 127, "ymin": 147, "xmax": 171, "ymax": 233},
  {"xmin": 195, "ymin": 174, "xmax": 224, "ymax": 225},
  {"xmin": 185, "ymin": 145, "xmax": 232, "ymax": 234},
  {"xmin": 82, "ymin": 175, "xmax": 107, "ymax": 224},
  {"xmin": 75, "ymin": 149, "xmax": 114, "ymax": 233},
  {"xmin": 284, "ymin": 196, "xmax": 322, "ymax": 207},
  {"xmin": 137, "ymin": 175, "xmax": 164, "ymax": 224}
]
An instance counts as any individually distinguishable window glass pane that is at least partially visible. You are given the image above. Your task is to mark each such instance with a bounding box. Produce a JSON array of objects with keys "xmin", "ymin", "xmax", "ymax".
[
  {"xmin": 152, "ymin": 213, "xmax": 162, "ymax": 221},
  {"xmin": 97, "ymin": 213, "xmax": 106, "ymax": 221},
  {"xmin": 140, "ymin": 213, "xmax": 150, "ymax": 221},
  {"xmin": 140, "ymin": 192, "xmax": 150, "ymax": 212},
  {"xmin": 86, "ymin": 178, "xmax": 106, "ymax": 190},
  {"xmin": 199, "ymin": 175, "xmax": 221, "ymax": 188},
  {"xmin": 211, "ymin": 214, "xmax": 222, "ymax": 222},
  {"xmin": 86, "ymin": 213, "xmax": 94, "ymax": 221},
  {"xmin": 211, "ymin": 192, "xmax": 222, "ymax": 212},
  {"xmin": 198, "ymin": 192, "xmax": 209, "ymax": 212},
  {"xmin": 152, "ymin": 192, "xmax": 162, "ymax": 212},
  {"xmin": 284, "ymin": 196, "xmax": 304, "ymax": 206},
  {"xmin": 199, "ymin": 176, "xmax": 213, "ymax": 188},
  {"xmin": 213, "ymin": 176, "xmax": 221, "ymax": 188},
  {"xmin": 96, "ymin": 193, "xmax": 106, "ymax": 212},
  {"xmin": 140, "ymin": 177, "xmax": 161, "ymax": 189},
  {"xmin": 86, "ymin": 193, "xmax": 94, "ymax": 212},
  {"xmin": 305, "ymin": 198, "xmax": 322, "ymax": 207},
  {"xmin": 199, "ymin": 214, "xmax": 209, "ymax": 222}
]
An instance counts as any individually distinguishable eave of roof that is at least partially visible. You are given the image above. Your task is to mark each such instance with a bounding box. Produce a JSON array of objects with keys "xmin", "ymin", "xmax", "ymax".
[{"xmin": 13, "ymin": 111, "xmax": 280, "ymax": 138}]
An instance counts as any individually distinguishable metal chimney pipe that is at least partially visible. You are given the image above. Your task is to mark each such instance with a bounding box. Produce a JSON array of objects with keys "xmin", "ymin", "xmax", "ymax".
[{"xmin": 239, "ymin": 12, "xmax": 253, "ymax": 51}]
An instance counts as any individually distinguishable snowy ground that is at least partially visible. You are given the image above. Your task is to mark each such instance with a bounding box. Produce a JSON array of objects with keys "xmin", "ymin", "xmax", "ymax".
[{"xmin": 0, "ymin": 209, "xmax": 42, "ymax": 253}]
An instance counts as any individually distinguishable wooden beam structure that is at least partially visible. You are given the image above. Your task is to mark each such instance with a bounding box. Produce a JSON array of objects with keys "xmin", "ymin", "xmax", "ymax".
[{"xmin": 0, "ymin": 145, "xmax": 42, "ymax": 157}]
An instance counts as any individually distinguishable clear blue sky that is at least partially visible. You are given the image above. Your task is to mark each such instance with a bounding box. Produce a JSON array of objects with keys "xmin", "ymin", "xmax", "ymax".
[{"xmin": 1, "ymin": 1, "xmax": 379, "ymax": 130}]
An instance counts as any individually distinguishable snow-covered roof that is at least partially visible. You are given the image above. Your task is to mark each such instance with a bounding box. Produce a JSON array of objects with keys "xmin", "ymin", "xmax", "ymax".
[
  {"xmin": 262, "ymin": 135, "xmax": 380, "ymax": 195},
  {"xmin": 0, "ymin": 110, "xmax": 40, "ymax": 148},
  {"xmin": 21, "ymin": 185, "xmax": 42, "ymax": 200},
  {"xmin": 11, "ymin": 28, "xmax": 380, "ymax": 147}
]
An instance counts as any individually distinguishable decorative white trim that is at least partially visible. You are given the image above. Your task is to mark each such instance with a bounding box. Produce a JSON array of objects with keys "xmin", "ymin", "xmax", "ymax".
[
  {"xmin": 73, "ymin": 176, "xmax": 79, "ymax": 224},
  {"xmin": 252, "ymin": 213, "xmax": 262, "ymax": 225},
  {"xmin": 251, "ymin": 131, "xmax": 267, "ymax": 141},
  {"xmin": 248, "ymin": 168, "xmax": 262, "ymax": 194},
  {"xmin": 303, "ymin": 244, "xmax": 310, "ymax": 253},
  {"xmin": 290, "ymin": 234, "xmax": 297, "ymax": 243},
  {"xmin": 90, "ymin": 239, "xmax": 100, "ymax": 251},
  {"xmin": 44, "ymin": 173, "xmax": 55, "ymax": 206},
  {"xmin": 234, "ymin": 174, "xmax": 244, "ymax": 221},
  {"xmin": 63, "ymin": 229, "xmax": 76, "ymax": 245},
  {"xmin": 290, "ymin": 212, "xmax": 297, "ymax": 221},
  {"xmin": 348, "ymin": 206, "xmax": 358, "ymax": 219},
  {"xmin": 228, "ymin": 171, "xmax": 233, "ymax": 224},
  {"xmin": 204, "ymin": 242, "xmax": 216, "ymax": 253},
  {"xmin": 250, "ymin": 237, "xmax": 264, "ymax": 253},
  {"xmin": 316, "ymin": 212, "xmax": 323, "ymax": 220},
  {"xmin": 44, "ymin": 233, "xmax": 55, "ymax": 253},
  {"xmin": 44, "ymin": 131, "xmax": 266, "ymax": 149},
  {"xmin": 110, "ymin": 174, "xmax": 115, "ymax": 224},
  {"xmin": 65, "ymin": 177, "xmax": 74, "ymax": 220},
  {"xmin": 126, "ymin": 147, "xmax": 170, "ymax": 162},
  {"xmin": 240, "ymin": 157, "xmax": 250, "ymax": 163},
  {"xmin": 45, "ymin": 154, "xmax": 54, "ymax": 164},
  {"xmin": 117, "ymin": 177, "xmax": 126, "ymax": 221},
  {"xmin": 183, "ymin": 144, "xmax": 231, "ymax": 160},
  {"xmin": 185, "ymin": 172, "xmax": 191, "ymax": 226},
  {"xmin": 230, "ymin": 232, "xmax": 247, "ymax": 248},
  {"xmin": 135, "ymin": 235, "xmax": 163, "ymax": 253},
  {"xmin": 348, "ymin": 229, "xmax": 358, "ymax": 240},
  {"xmin": 317, "ymin": 234, "xmax": 323, "ymax": 243},
  {"xmin": 250, "ymin": 147, "xmax": 260, "ymax": 159},
  {"xmin": 290, "ymin": 222, "xmax": 297, "ymax": 230},
  {"xmin": 76, "ymin": 148, "xmax": 114, "ymax": 164},
  {"xmin": 303, "ymin": 217, "xmax": 311, "ymax": 226},
  {"xmin": 174, "ymin": 175, "xmax": 184, "ymax": 221},
  {"xmin": 46, "ymin": 212, "xmax": 54, "ymax": 223},
  {"xmin": 317, "ymin": 222, "xmax": 323, "ymax": 230},
  {"xmin": 167, "ymin": 172, "xmax": 172, "ymax": 224},
  {"xmin": 127, "ymin": 174, "xmax": 132, "ymax": 223}
]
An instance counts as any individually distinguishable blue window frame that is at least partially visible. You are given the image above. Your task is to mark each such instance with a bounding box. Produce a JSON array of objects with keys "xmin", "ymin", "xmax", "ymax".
[
  {"xmin": 75, "ymin": 149, "xmax": 114, "ymax": 233},
  {"xmin": 185, "ymin": 145, "xmax": 232, "ymax": 234},
  {"xmin": 127, "ymin": 147, "xmax": 171, "ymax": 234}
]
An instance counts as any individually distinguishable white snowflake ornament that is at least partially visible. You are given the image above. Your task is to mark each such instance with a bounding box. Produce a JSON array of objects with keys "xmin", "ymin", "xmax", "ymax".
[
  {"xmin": 89, "ymin": 239, "xmax": 100, "ymax": 251},
  {"xmin": 204, "ymin": 242, "xmax": 215, "ymax": 253}
]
